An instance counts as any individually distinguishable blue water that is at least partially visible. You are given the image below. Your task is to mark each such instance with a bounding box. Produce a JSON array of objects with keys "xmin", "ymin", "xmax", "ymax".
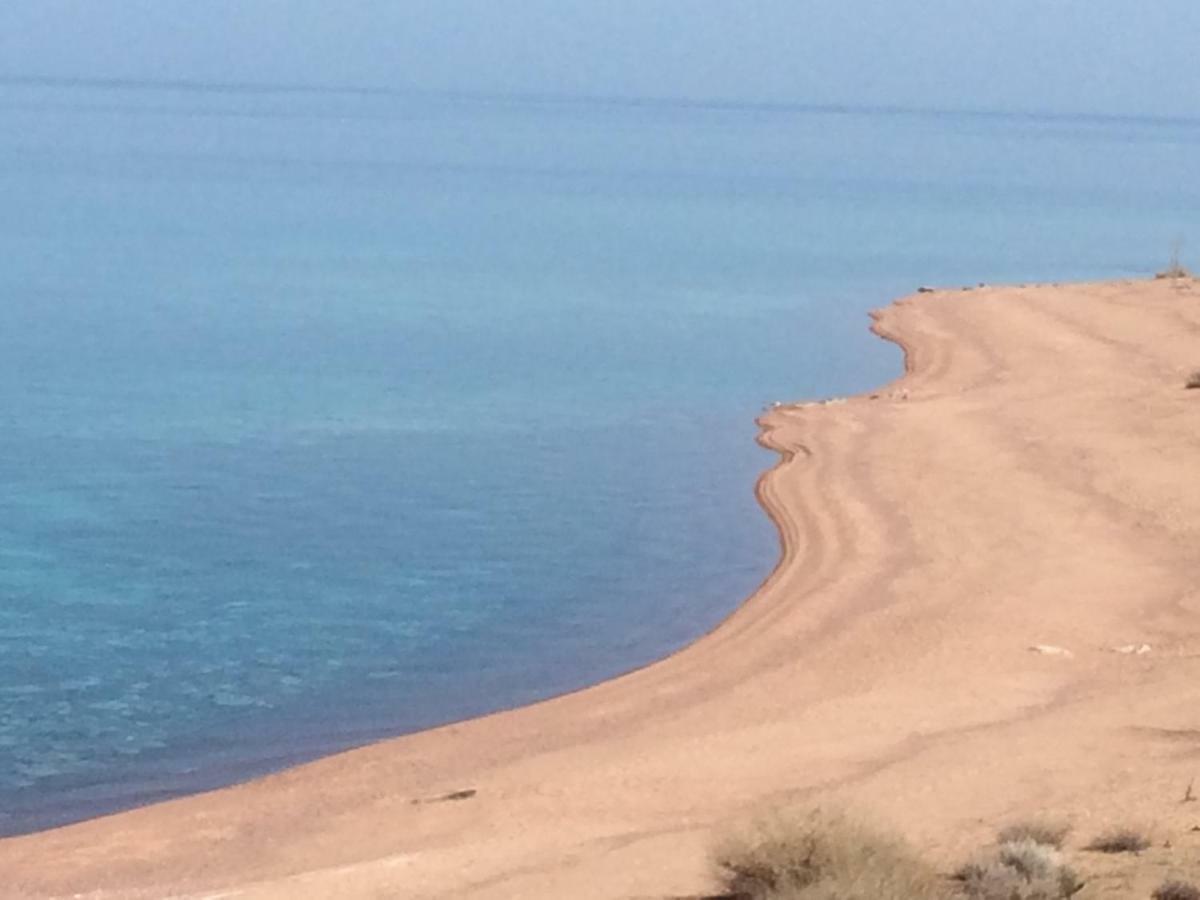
[{"xmin": 2, "ymin": 82, "xmax": 1198, "ymax": 834}]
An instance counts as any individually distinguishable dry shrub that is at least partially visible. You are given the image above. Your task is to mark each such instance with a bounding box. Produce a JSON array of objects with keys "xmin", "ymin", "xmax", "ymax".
[
  {"xmin": 996, "ymin": 820, "xmax": 1071, "ymax": 850},
  {"xmin": 1154, "ymin": 881, "xmax": 1200, "ymax": 900},
  {"xmin": 1186, "ymin": 371, "xmax": 1200, "ymax": 390},
  {"xmin": 712, "ymin": 808, "xmax": 948, "ymax": 899},
  {"xmin": 957, "ymin": 839, "xmax": 1082, "ymax": 899},
  {"xmin": 1157, "ymin": 240, "xmax": 1192, "ymax": 280},
  {"xmin": 1156, "ymin": 265, "xmax": 1193, "ymax": 280},
  {"xmin": 1085, "ymin": 827, "xmax": 1150, "ymax": 854}
]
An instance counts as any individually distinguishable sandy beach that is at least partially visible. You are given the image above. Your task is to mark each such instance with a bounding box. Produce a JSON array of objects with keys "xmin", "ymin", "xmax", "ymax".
[{"xmin": 6, "ymin": 278, "xmax": 1200, "ymax": 899}]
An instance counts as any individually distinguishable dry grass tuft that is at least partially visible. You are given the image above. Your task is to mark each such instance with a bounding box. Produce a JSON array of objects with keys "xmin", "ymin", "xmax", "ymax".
[
  {"xmin": 1186, "ymin": 371, "xmax": 1200, "ymax": 390},
  {"xmin": 711, "ymin": 808, "xmax": 949, "ymax": 899},
  {"xmin": 956, "ymin": 839, "xmax": 1082, "ymax": 899},
  {"xmin": 1156, "ymin": 264, "xmax": 1193, "ymax": 280},
  {"xmin": 1154, "ymin": 881, "xmax": 1200, "ymax": 900},
  {"xmin": 1157, "ymin": 239, "xmax": 1193, "ymax": 279},
  {"xmin": 996, "ymin": 820, "xmax": 1071, "ymax": 850},
  {"xmin": 1085, "ymin": 827, "xmax": 1150, "ymax": 854}
]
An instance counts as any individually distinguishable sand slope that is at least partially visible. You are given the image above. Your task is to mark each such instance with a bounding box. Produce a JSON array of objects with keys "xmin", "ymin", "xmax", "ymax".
[{"xmin": 6, "ymin": 279, "xmax": 1200, "ymax": 899}]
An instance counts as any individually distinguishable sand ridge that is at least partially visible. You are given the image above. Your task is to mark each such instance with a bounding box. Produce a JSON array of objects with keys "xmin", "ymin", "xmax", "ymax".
[{"xmin": 6, "ymin": 279, "xmax": 1200, "ymax": 899}]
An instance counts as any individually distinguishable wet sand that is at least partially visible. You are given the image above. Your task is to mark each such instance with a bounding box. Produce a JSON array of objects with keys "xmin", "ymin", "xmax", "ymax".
[{"xmin": 7, "ymin": 278, "xmax": 1200, "ymax": 898}]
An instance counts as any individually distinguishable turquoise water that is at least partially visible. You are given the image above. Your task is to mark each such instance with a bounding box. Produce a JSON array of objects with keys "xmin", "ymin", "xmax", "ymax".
[{"xmin": 2, "ymin": 82, "xmax": 1198, "ymax": 834}]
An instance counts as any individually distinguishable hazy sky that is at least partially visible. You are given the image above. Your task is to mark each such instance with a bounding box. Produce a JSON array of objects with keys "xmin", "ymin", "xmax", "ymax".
[{"xmin": 3, "ymin": 1, "xmax": 1198, "ymax": 117}]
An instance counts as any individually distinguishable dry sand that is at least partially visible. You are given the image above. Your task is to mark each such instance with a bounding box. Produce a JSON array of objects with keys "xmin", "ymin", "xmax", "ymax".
[{"xmin": 6, "ymin": 278, "xmax": 1200, "ymax": 899}]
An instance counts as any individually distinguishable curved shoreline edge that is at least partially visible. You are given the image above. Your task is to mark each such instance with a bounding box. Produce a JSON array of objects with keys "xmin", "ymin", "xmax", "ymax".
[
  {"xmin": 0, "ymin": 291, "xmax": 908, "ymax": 844},
  {"xmin": 7, "ymin": 277, "xmax": 1200, "ymax": 900}
]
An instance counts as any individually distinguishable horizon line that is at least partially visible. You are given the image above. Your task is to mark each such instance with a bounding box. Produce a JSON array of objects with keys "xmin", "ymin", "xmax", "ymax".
[{"xmin": 2, "ymin": 73, "xmax": 1199, "ymax": 130}]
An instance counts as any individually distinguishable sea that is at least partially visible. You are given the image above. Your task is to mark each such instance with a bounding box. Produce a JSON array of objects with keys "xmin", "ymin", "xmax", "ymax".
[{"xmin": 1, "ymin": 79, "xmax": 1197, "ymax": 835}]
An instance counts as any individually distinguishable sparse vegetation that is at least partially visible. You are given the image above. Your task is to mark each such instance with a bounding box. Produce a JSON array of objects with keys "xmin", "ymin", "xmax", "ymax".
[
  {"xmin": 1186, "ymin": 371, "xmax": 1200, "ymax": 390},
  {"xmin": 1156, "ymin": 239, "xmax": 1193, "ymax": 280},
  {"xmin": 956, "ymin": 839, "xmax": 1083, "ymax": 899},
  {"xmin": 996, "ymin": 820, "xmax": 1071, "ymax": 850},
  {"xmin": 705, "ymin": 810, "xmax": 1197, "ymax": 900},
  {"xmin": 1153, "ymin": 880, "xmax": 1200, "ymax": 900},
  {"xmin": 1085, "ymin": 827, "xmax": 1150, "ymax": 854},
  {"xmin": 711, "ymin": 808, "xmax": 948, "ymax": 899},
  {"xmin": 1157, "ymin": 265, "xmax": 1191, "ymax": 280}
]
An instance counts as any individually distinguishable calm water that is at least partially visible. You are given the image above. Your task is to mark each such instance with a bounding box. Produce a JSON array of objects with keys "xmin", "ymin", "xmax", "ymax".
[{"xmin": 2, "ymin": 82, "xmax": 1198, "ymax": 834}]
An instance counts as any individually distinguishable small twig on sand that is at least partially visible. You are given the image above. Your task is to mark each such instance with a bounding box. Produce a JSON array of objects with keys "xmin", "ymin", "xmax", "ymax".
[{"xmin": 412, "ymin": 788, "xmax": 478, "ymax": 805}]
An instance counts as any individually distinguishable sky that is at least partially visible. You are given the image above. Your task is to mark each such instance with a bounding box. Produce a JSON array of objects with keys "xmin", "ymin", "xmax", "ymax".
[{"xmin": 2, "ymin": 1, "xmax": 1198, "ymax": 118}]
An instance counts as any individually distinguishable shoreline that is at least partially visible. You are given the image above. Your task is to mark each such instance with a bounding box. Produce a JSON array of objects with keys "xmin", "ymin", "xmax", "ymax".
[{"xmin": 8, "ymin": 277, "xmax": 1200, "ymax": 899}]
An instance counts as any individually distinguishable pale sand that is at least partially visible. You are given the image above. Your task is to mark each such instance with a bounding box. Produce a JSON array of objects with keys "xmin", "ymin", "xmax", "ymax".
[{"xmin": 7, "ymin": 279, "xmax": 1200, "ymax": 899}]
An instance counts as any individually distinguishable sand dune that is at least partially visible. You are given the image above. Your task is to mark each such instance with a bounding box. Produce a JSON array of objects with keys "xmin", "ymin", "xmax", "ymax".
[{"xmin": 7, "ymin": 279, "xmax": 1200, "ymax": 899}]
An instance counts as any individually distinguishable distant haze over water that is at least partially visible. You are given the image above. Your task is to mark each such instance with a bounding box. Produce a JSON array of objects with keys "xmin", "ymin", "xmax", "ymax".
[{"xmin": 0, "ymin": 80, "xmax": 1196, "ymax": 834}]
